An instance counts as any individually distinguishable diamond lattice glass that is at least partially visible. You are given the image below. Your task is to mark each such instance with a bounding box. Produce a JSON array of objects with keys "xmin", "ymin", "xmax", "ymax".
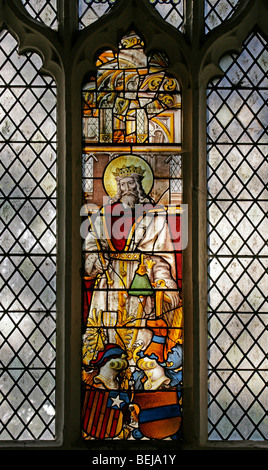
[
  {"xmin": 21, "ymin": 0, "xmax": 58, "ymax": 29},
  {"xmin": 207, "ymin": 31, "xmax": 268, "ymax": 441},
  {"xmin": 78, "ymin": 0, "xmax": 117, "ymax": 29},
  {"xmin": 150, "ymin": 0, "xmax": 184, "ymax": 31},
  {"xmin": 205, "ymin": 0, "xmax": 240, "ymax": 33},
  {"xmin": 0, "ymin": 30, "xmax": 57, "ymax": 440}
]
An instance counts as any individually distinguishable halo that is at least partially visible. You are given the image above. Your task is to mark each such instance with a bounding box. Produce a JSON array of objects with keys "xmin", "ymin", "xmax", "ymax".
[{"xmin": 103, "ymin": 154, "xmax": 154, "ymax": 198}]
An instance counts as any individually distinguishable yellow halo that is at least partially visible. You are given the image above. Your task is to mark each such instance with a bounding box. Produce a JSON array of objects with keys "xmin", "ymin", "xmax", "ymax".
[{"xmin": 103, "ymin": 155, "xmax": 154, "ymax": 198}]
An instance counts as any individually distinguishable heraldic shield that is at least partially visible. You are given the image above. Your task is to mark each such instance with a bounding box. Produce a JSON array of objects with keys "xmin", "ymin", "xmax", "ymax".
[
  {"xmin": 82, "ymin": 388, "xmax": 130, "ymax": 439},
  {"xmin": 133, "ymin": 390, "xmax": 181, "ymax": 439}
]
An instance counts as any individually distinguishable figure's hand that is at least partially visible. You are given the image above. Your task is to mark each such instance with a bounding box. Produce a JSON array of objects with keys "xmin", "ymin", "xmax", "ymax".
[
  {"xmin": 95, "ymin": 256, "xmax": 109, "ymax": 272},
  {"xmin": 165, "ymin": 290, "xmax": 180, "ymax": 309},
  {"xmin": 155, "ymin": 278, "xmax": 180, "ymax": 309},
  {"xmin": 85, "ymin": 253, "xmax": 108, "ymax": 276}
]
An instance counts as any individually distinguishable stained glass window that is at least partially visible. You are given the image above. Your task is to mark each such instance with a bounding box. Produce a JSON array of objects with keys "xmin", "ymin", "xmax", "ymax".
[
  {"xmin": 204, "ymin": 0, "xmax": 240, "ymax": 33},
  {"xmin": 0, "ymin": 30, "xmax": 57, "ymax": 440},
  {"xmin": 1, "ymin": 0, "xmax": 267, "ymax": 451},
  {"xmin": 81, "ymin": 31, "xmax": 184, "ymax": 440},
  {"xmin": 207, "ymin": 31, "xmax": 268, "ymax": 440},
  {"xmin": 21, "ymin": 0, "xmax": 58, "ymax": 30}
]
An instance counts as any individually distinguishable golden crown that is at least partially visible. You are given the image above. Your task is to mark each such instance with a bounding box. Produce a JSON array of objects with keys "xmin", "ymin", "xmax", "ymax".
[{"xmin": 112, "ymin": 164, "xmax": 145, "ymax": 179}]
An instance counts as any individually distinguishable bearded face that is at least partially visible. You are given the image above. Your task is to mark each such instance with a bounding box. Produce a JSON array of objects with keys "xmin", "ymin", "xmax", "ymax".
[
  {"xmin": 119, "ymin": 176, "xmax": 139, "ymax": 208},
  {"xmin": 110, "ymin": 173, "xmax": 149, "ymax": 207}
]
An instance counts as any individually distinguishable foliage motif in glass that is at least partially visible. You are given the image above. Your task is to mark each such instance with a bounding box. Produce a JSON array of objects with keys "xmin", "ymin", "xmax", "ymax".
[
  {"xmin": 82, "ymin": 32, "xmax": 181, "ymax": 145},
  {"xmin": 81, "ymin": 31, "xmax": 184, "ymax": 440}
]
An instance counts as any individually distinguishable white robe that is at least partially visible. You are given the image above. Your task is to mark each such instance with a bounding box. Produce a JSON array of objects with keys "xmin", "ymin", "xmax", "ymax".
[{"xmin": 83, "ymin": 205, "xmax": 179, "ymax": 361}]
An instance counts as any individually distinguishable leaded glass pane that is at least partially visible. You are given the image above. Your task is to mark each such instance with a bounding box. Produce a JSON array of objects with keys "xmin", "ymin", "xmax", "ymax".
[
  {"xmin": 81, "ymin": 31, "xmax": 184, "ymax": 441},
  {"xmin": 0, "ymin": 30, "xmax": 57, "ymax": 440},
  {"xmin": 150, "ymin": 0, "xmax": 184, "ymax": 31},
  {"xmin": 21, "ymin": 0, "xmax": 58, "ymax": 30},
  {"xmin": 78, "ymin": 1, "xmax": 184, "ymax": 32},
  {"xmin": 207, "ymin": 31, "xmax": 268, "ymax": 440},
  {"xmin": 78, "ymin": 0, "xmax": 117, "ymax": 29},
  {"xmin": 204, "ymin": 0, "xmax": 240, "ymax": 33}
]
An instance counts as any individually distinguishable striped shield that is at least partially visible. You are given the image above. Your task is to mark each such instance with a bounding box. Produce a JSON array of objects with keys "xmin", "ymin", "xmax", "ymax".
[
  {"xmin": 133, "ymin": 390, "xmax": 182, "ymax": 439},
  {"xmin": 82, "ymin": 387, "xmax": 130, "ymax": 439}
]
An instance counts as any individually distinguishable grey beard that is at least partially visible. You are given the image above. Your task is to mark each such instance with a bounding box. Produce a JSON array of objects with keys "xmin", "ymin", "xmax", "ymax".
[{"xmin": 120, "ymin": 193, "xmax": 138, "ymax": 208}]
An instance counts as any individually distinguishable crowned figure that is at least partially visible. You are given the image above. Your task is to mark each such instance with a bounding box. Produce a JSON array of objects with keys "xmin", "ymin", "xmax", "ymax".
[{"xmin": 82, "ymin": 154, "xmax": 183, "ymax": 387}]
